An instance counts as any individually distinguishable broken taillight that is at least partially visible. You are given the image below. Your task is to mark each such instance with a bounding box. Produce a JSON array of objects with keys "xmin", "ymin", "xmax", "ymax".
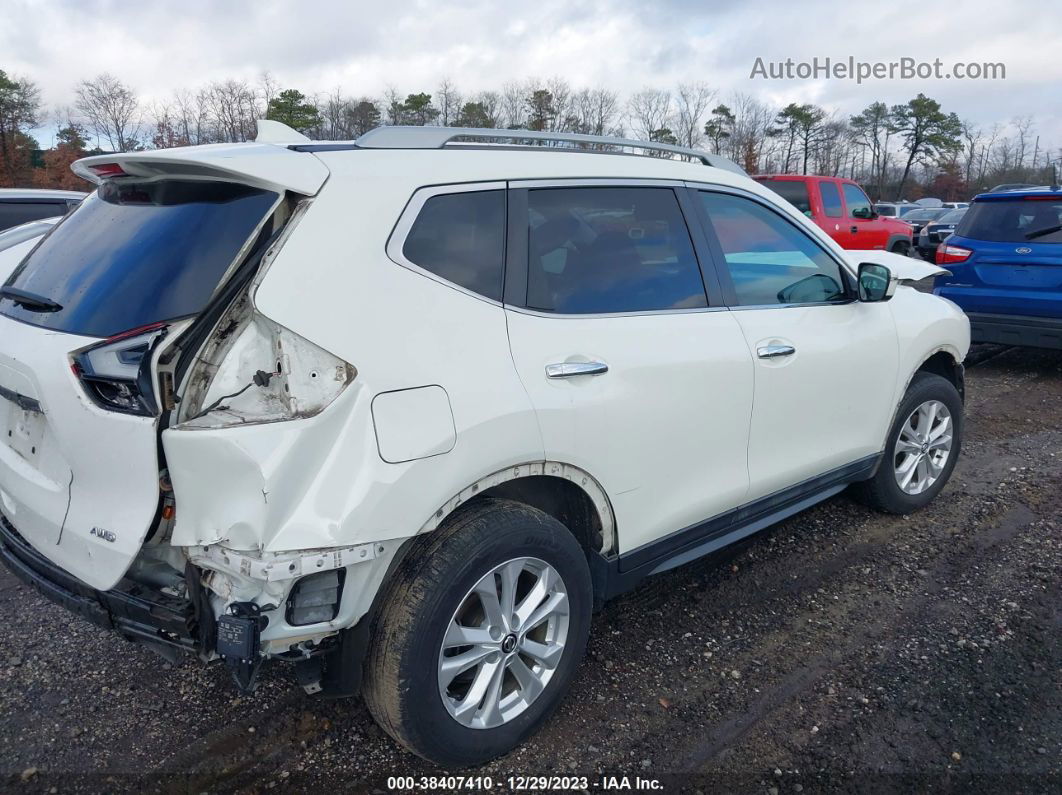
[
  {"xmin": 71, "ymin": 323, "xmax": 168, "ymax": 416},
  {"xmin": 179, "ymin": 311, "xmax": 356, "ymax": 428}
]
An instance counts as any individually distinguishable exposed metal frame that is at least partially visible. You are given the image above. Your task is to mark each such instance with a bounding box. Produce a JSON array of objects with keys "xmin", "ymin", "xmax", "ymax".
[{"xmin": 295, "ymin": 126, "xmax": 748, "ymax": 177}]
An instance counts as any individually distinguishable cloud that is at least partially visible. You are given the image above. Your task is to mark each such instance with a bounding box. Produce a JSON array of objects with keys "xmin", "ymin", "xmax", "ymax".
[{"xmin": 3, "ymin": 0, "xmax": 1060, "ymax": 147}]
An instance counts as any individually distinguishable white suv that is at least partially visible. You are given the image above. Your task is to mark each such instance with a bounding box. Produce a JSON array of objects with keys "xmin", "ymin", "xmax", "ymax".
[{"xmin": 0, "ymin": 124, "xmax": 969, "ymax": 766}]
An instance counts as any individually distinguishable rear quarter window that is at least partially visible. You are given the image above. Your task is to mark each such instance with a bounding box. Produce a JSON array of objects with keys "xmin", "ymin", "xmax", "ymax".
[{"xmin": 401, "ymin": 190, "xmax": 506, "ymax": 301}]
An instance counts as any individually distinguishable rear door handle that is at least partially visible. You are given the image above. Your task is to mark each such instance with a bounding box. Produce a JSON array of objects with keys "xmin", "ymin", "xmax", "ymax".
[
  {"xmin": 756, "ymin": 344, "xmax": 796, "ymax": 359},
  {"xmin": 545, "ymin": 361, "xmax": 609, "ymax": 378}
]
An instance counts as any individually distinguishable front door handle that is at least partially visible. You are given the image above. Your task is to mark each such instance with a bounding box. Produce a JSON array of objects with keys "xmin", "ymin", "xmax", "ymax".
[
  {"xmin": 757, "ymin": 344, "xmax": 796, "ymax": 359},
  {"xmin": 545, "ymin": 361, "xmax": 609, "ymax": 378},
  {"xmin": 850, "ymin": 225, "xmax": 859, "ymax": 234}
]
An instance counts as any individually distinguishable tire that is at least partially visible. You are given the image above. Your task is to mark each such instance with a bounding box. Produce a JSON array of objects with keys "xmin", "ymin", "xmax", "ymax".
[
  {"xmin": 889, "ymin": 240, "xmax": 911, "ymax": 256},
  {"xmin": 853, "ymin": 372, "xmax": 963, "ymax": 514},
  {"xmin": 362, "ymin": 498, "xmax": 592, "ymax": 767}
]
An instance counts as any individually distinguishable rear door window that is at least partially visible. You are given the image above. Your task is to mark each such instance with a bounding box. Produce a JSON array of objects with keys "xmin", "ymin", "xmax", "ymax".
[
  {"xmin": 819, "ymin": 182, "xmax": 843, "ymax": 217},
  {"xmin": 0, "ymin": 201, "xmax": 69, "ymax": 231},
  {"xmin": 0, "ymin": 181, "xmax": 278, "ymax": 338},
  {"xmin": 524, "ymin": 187, "xmax": 706, "ymax": 314},
  {"xmin": 401, "ymin": 190, "xmax": 506, "ymax": 301},
  {"xmin": 956, "ymin": 199, "xmax": 1062, "ymax": 243}
]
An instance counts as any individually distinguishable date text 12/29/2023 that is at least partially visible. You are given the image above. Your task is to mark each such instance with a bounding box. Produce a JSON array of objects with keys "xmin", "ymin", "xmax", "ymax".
[{"xmin": 386, "ymin": 775, "xmax": 665, "ymax": 791}]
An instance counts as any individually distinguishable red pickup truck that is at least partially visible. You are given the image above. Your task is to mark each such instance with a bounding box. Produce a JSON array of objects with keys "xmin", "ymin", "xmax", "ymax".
[{"xmin": 753, "ymin": 175, "xmax": 913, "ymax": 255}]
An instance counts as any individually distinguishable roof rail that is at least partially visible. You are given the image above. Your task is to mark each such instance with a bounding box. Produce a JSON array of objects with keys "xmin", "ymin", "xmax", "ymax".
[{"xmin": 344, "ymin": 126, "xmax": 747, "ymax": 176}]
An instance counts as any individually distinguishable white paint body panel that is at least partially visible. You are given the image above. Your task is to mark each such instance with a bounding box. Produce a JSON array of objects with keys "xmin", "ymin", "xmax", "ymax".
[
  {"xmin": 731, "ymin": 302, "xmax": 899, "ymax": 500},
  {"xmin": 371, "ymin": 385, "xmax": 456, "ymax": 464},
  {"xmin": 505, "ymin": 309, "xmax": 753, "ymax": 553},
  {"xmin": 0, "ymin": 316, "xmax": 160, "ymax": 591}
]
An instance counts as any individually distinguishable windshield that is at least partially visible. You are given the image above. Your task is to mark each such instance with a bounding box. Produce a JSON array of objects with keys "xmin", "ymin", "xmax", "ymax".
[
  {"xmin": 756, "ymin": 179, "xmax": 811, "ymax": 214},
  {"xmin": 935, "ymin": 210, "xmax": 967, "ymax": 225},
  {"xmin": 904, "ymin": 209, "xmax": 947, "ymax": 223},
  {"xmin": 0, "ymin": 180, "xmax": 279, "ymax": 337},
  {"xmin": 956, "ymin": 198, "xmax": 1062, "ymax": 243},
  {"xmin": 875, "ymin": 205, "xmax": 898, "ymax": 216}
]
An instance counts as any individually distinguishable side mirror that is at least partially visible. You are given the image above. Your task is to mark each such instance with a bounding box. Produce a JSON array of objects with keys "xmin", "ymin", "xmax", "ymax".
[
  {"xmin": 852, "ymin": 206, "xmax": 874, "ymax": 220},
  {"xmin": 857, "ymin": 263, "xmax": 897, "ymax": 302}
]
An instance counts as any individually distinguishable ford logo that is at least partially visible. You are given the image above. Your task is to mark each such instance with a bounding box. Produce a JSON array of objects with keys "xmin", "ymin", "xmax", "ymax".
[{"xmin": 1015, "ymin": 247, "xmax": 1032, "ymax": 254}]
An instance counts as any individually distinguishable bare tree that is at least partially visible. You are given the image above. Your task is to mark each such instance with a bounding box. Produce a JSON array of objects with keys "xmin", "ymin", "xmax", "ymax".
[
  {"xmin": 673, "ymin": 82, "xmax": 714, "ymax": 149},
  {"xmin": 171, "ymin": 88, "xmax": 212, "ymax": 145},
  {"xmin": 1012, "ymin": 115, "xmax": 1034, "ymax": 171},
  {"xmin": 500, "ymin": 81, "xmax": 526, "ymax": 129},
  {"xmin": 544, "ymin": 77, "xmax": 573, "ymax": 131},
  {"xmin": 383, "ymin": 86, "xmax": 403, "ymax": 126},
  {"xmin": 627, "ymin": 88, "xmax": 672, "ymax": 143},
  {"xmin": 259, "ymin": 72, "xmax": 279, "ymax": 115},
  {"xmin": 436, "ymin": 78, "xmax": 461, "ymax": 126},
  {"xmin": 75, "ymin": 73, "xmax": 142, "ymax": 151},
  {"xmin": 474, "ymin": 91, "xmax": 503, "ymax": 128},
  {"xmin": 206, "ymin": 79, "xmax": 258, "ymax": 142},
  {"xmin": 318, "ymin": 88, "xmax": 348, "ymax": 140},
  {"xmin": 572, "ymin": 87, "xmax": 620, "ymax": 136}
]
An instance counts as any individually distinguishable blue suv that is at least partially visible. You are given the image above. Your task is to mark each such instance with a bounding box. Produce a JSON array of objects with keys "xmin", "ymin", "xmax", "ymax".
[{"xmin": 934, "ymin": 187, "xmax": 1062, "ymax": 349}]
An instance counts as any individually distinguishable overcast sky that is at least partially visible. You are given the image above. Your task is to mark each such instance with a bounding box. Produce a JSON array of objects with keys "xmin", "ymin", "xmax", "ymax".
[{"xmin": 5, "ymin": 0, "xmax": 1061, "ymax": 151}]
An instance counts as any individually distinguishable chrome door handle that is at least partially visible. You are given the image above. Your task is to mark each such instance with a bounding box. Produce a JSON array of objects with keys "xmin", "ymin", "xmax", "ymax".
[
  {"xmin": 756, "ymin": 344, "xmax": 796, "ymax": 359},
  {"xmin": 545, "ymin": 361, "xmax": 609, "ymax": 378}
]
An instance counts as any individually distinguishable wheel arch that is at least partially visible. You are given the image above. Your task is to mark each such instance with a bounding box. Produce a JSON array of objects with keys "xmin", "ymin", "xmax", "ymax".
[
  {"xmin": 909, "ymin": 347, "xmax": 965, "ymax": 402},
  {"xmin": 887, "ymin": 233, "xmax": 912, "ymax": 254},
  {"xmin": 417, "ymin": 461, "xmax": 618, "ymax": 558}
]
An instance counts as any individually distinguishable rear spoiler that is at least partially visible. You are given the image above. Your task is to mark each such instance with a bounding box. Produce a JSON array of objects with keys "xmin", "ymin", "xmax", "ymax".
[{"xmin": 72, "ymin": 139, "xmax": 328, "ymax": 196}]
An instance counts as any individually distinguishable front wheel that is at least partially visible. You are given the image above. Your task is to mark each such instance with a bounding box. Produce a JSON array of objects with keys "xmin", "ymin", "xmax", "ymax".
[
  {"xmin": 853, "ymin": 372, "xmax": 963, "ymax": 514},
  {"xmin": 889, "ymin": 240, "xmax": 911, "ymax": 257},
  {"xmin": 362, "ymin": 498, "xmax": 592, "ymax": 767}
]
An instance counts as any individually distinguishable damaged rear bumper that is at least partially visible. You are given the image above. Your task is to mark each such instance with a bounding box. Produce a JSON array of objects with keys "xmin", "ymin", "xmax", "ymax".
[{"xmin": 0, "ymin": 512, "xmax": 204, "ymax": 657}]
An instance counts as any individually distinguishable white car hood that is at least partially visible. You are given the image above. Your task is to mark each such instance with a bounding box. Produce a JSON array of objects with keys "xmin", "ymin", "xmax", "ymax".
[{"xmin": 846, "ymin": 250, "xmax": 950, "ymax": 282}]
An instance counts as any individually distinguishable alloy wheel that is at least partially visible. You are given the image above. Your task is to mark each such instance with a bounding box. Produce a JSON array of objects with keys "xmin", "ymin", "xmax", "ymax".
[
  {"xmin": 893, "ymin": 399, "xmax": 953, "ymax": 495},
  {"xmin": 438, "ymin": 557, "xmax": 569, "ymax": 729}
]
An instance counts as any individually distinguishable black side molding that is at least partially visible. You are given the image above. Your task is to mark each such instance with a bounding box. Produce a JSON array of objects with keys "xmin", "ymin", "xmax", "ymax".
[{"xmin": 590, "ymin": 454, "xmax": 881, "ymax": 603}]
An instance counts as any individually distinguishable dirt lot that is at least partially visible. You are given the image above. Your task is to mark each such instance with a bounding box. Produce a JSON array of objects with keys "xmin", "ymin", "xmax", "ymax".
[{"xmin": 1, "ymin": 344, "xmax": 1059, "ymax": 794}]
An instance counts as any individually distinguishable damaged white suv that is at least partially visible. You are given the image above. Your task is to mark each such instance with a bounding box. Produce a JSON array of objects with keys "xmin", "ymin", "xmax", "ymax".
[{"xmin": 0, "ymin": 123, "xmax": 969, "ymax": 766}]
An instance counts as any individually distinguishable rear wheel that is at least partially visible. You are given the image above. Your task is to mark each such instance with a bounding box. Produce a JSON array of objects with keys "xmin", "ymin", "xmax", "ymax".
[
  {"xmin": 362, "ymin": 498, "xmax": 592, "ymax": 767},
  {"xmin": 854, "ymin": 372, "xmax": 963, "ymax": 514}
]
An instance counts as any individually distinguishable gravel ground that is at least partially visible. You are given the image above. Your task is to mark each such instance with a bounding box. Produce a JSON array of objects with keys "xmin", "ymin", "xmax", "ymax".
[{"xmin": 0, "ymin": 344, "xmax": 1059, "ymax": 794}]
